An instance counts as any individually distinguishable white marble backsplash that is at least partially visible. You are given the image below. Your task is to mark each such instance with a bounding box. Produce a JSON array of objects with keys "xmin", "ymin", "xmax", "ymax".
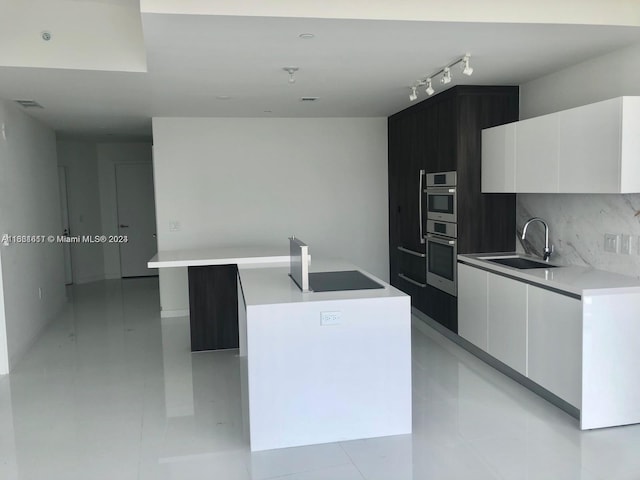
[{"xmin": 516, "ymin": 194, "xmax": 640, "ymax": 279}]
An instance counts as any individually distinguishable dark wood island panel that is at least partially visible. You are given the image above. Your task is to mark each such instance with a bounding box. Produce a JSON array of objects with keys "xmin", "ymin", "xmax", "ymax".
[{"xmin": 187, "ymin": 264, "xmax": 239, "ymax": 351}]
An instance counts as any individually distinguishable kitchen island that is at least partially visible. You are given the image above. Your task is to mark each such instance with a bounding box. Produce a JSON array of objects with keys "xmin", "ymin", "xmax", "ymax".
[
  {"xmin": 458, "ymin": 253, "xmax": 640, "ymax": 430},
  {"xmin": 149, "ymin": 249, "xmax": 412, "ymax": 451}
]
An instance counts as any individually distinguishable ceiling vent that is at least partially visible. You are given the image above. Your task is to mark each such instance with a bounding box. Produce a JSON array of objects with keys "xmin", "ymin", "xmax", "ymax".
[
  {"xmin": 15, "ymin": 100, "xmax": 44, "ymax": 108},
  {"xmin": 300, "ymin": 97, "xmax": 319, "ymax": 102}
]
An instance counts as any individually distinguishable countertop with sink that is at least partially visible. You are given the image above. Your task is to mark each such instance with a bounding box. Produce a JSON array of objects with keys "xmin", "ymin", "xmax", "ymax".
[{"xmin": 458, "ymin": 252, "xmax": 640, "ymax": 296}]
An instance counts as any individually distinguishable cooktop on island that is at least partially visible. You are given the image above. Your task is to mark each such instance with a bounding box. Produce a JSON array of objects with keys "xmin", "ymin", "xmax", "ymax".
[{"xmin": 308, "ymin": 270, "xmax": 384, "ymax": 292}]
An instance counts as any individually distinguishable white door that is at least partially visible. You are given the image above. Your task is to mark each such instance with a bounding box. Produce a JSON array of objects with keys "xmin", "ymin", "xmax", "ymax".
[
  {"xmin": 115, "ymin": 163, "xmax": 158, "ymax": 277},
  {"xmin": 57, "ymin": 166, "xmax": 73, "ymax": 285}
]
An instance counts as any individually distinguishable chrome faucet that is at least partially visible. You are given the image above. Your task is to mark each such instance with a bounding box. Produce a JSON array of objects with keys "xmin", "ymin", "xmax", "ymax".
[{"xmin": 522, "ymin": 217, "xmax": 553, "ymax": 262}]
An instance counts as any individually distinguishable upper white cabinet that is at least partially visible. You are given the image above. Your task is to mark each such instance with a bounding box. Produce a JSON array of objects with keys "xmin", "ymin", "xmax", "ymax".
[
  {"xmin": 482, "ymin": 96, "xmax": 640, "ymax": 193},
  {"xmin": 515, "ymin": 114, "xmax": 559, "ymax": 193},
  {"xmin": 481, "ymin": 123, "xmax": 516, "ymax": 192}
]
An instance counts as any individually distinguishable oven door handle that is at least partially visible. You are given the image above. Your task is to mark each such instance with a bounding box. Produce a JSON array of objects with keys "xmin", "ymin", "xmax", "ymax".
[{"xmin": 426, "ymin": 233, "xmax": 456, "ymax": 246}]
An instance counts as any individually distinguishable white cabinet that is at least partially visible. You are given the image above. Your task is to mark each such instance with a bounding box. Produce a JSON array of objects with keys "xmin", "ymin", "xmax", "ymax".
[
  {"xmin": 515, "ymin": 114, "xmax": 559, "ymax": 193},
  {"xmin": 487, "ymin": 272, "xmax": 528, "ymax": 375},
  {"xmin": 458, "ymin": 262, "xmax": 582, "ymax": 404},
  {"xmin": 527, "ymin": 285, "xmax": 582, "ymax": 408},
  {"xmin": 458, "ymin": 264, "xmax": 488, "ymax": 350},
  {"xmin": 481, "ymin": 96, "xmax": 640, "ymax": 193},
  {"xmin": 481, "ymin": 123, "xmax": 515, "ymax": 192},
  {"xmin": 558, "ymin": 99, "xmax": 621, "ymax": 193}
]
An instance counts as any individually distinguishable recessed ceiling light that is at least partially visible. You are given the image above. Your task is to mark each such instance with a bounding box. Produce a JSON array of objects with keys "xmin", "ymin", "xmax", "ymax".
[
  {"xmin": 216, "ymin": 95, "xmax": 231, "ymax": 100},
  {"xmin": 299, "ymin": 33, "xmax": 315, "ymax": 39}
]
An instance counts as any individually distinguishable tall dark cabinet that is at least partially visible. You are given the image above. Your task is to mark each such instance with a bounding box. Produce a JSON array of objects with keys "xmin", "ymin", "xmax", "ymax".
[{"xmin": 388, "ymin": 85, "xmax": 519, "ymax": 332}]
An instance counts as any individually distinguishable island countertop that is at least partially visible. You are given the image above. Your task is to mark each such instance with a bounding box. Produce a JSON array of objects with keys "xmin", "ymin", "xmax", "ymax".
[
  {"xmin": 238, "ymin": 258, "xmax": 404, "ymax": 307},
  {"xmin": 148, "ymin": 245, "xmax": 292, "ymax": 269}
]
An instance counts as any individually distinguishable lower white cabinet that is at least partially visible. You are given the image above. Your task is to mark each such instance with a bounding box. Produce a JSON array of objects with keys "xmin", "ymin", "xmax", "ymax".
[
  {"xmin": 457, "ymin": 262, "xmax": 582, "ymax": 407},
  {"xmin": 527, "ymin": 285, "xmax": 582, "ymax": 407},
  {"xmin": 487, "ymin": 273, "xmax": 528, "ymax": 375},
  {"xmin": 458, "ymin": 263, "xmax": 488, "ymax": 350}
]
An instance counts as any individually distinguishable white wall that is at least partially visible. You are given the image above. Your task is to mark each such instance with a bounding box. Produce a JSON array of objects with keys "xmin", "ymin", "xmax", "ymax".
[
  {"xmin": 56, "ymin": 140, "xmax": 153, "ymax": 283},
  {"xmin": 97, "ymin": 143, "xmax": 153, "ymax": 279},
  {"xmin": 0, "ymin": 252, "xmax": 8, "ymax": 374},
  {"xmin": 0, "ymin": 100, "xmax": 66, "ymax": 373},
  {"xmin": 520, "ymin": 42, "xmax": 640, "ymax": 119},
  {"xmin": 57, "ymin": 141, "xmax": 105, "ymax": 284},
  {"xmin": 152, "ymin": 117, "xmax": 388, "ymax": 315},
  {"xmin": 517, "ymin": 43, "xmax": 640, "ymax": 278}
]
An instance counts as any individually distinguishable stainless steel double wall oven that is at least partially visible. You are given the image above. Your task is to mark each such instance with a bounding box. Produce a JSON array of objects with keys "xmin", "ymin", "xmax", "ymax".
[{"xmin": 425, "ymin": 171, "xmax": 457, "ymax": 296}]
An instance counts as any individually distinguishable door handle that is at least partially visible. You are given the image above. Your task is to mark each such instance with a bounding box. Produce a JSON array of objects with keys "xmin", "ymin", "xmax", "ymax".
[
  {"xmin": 119, "ymin": 224, "xmax": 129, "ymax": 228},
  {"xmin": 418, "ymin": 169, "xmax": 425, "ymax": 244}
]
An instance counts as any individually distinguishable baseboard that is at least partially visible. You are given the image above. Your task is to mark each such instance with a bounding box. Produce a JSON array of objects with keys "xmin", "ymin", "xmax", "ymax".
[{"xmin": 161, "ymin": 308, "xmax": 189, "ymax": 318}]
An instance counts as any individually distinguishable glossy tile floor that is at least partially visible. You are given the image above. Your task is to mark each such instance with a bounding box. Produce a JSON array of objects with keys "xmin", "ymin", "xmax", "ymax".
[{"xmin": 2, "ymin": 278, "xmax": 640, "ymax": 479}]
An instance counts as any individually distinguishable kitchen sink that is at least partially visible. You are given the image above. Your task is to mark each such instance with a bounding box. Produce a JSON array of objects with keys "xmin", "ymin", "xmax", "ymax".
[{"xmin": 487, "ymin": 257, "xmax": 557, "ymax": 269}]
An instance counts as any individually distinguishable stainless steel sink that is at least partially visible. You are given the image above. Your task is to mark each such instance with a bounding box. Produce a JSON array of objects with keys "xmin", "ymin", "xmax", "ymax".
[{"xmin": 487, "ymin": 257, "xmax": 557, "ymax": 269}]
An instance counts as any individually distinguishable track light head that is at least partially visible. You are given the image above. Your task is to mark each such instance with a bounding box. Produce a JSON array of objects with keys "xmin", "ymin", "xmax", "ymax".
[
  {"xmin": 441, "ymin": 67, "xmax": 452, "ymax": 85},
  {"xmin": 283, "ymin": 66, "xmax": 299, "ymax": 84},
  {"xmin": 425, "ymin": 78, "xmax": 435, "ymax": 96},
  {"xmin": 409, "ymin": 86, "xmax": 418, "ymax": 102},
  {"xmin": 462, "ymin": 55, "xmax": 473, "ymax": 76}
]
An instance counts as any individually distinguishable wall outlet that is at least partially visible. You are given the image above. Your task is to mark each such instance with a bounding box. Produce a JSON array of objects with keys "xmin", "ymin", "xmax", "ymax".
[
  {"xmin": 169, "ymin": 221, "xmax": 181, "ymax": 232},
  {"xmin": 604, "ymin": 233, "xmax": 620, "ymax": 253},
  {"xmin": 38, "ymin": 287, "xmax": 42, "ymax": 300},
  {"xmin": 320, "ymin": 311, "xmax": 341, "ymax": 326},
  {"xmin": 620, "ymin": 234, "xmax": 633, "ymax": 255}
]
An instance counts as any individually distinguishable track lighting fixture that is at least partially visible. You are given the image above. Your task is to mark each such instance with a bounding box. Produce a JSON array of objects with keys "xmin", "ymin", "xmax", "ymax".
[
  {"xmin": 462, "ymin": 55, "xmax": 473, "ymax": 76},
  {"xmin": 408, "ymin": 53, "xmax": 473, "ymax": 101},
  {"xmin": 425, "ymin": 78, "xmax": 434, "ymax": 96},
  {"xmin": 283, "ymin": 66, "xmax": 299, "ymax": 84},
  {"xmin": 409, "ymin": 86, "xmax": 418, "ymax": 102},
  {"xmin": 441, "ymin": 67, "xmax": 452, "ymax": 84}
]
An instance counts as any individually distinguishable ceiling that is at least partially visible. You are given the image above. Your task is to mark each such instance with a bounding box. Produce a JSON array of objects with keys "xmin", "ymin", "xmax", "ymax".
[{"xmin": 0, "ymin": 10, "xmax": 638, "ymax": 136}]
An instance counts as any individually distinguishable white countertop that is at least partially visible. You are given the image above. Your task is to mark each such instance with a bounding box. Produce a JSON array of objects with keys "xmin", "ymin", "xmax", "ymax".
[
  {"xmin": 458, "ymin": 253, "xmax": 640, "ymax": 296},
  {"xmin": 148, "ymin": 246, "xmax": 292, "ymax": 269},
  {"xmin": 239, "ymin": 259, "xmax": 406, "ymax": 307}
]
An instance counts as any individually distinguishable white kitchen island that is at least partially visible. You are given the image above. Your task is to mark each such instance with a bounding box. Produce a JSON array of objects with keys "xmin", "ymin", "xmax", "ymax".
[{"xmin": 149, "ymin": 249, "xmax": 412, "ymax": 451}]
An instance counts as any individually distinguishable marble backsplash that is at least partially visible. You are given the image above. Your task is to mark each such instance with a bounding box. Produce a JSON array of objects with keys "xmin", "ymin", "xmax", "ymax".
[{"xmin": 516, "ymin": 194, "xmax": 640, "ymax": 279}]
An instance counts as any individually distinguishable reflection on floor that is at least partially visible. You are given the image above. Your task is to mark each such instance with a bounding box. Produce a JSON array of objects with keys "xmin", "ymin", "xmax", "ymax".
[{"xmin": 1, "ymin": 277, "xmax": 640, "ymax": 479}]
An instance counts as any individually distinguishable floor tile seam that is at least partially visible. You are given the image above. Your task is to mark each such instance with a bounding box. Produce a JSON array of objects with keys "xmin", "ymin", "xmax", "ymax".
[
  {"xmin": 461, "ymin": 438, "xmax": 513, "ymax": 480},
  {"xmin": 336, "ymin": 442, "xmax": 368, "ymax": 480}
]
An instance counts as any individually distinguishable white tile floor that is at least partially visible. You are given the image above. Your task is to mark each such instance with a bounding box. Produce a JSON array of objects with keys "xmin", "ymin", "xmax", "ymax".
[{"xmin": 1, "ymin": 278, "xmax": 640, "ymax": 479}]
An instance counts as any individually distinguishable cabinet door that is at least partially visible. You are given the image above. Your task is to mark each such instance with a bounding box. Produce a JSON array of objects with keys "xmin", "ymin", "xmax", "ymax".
[
  {"xmin": 487, "ymin": 273, "xmax": 527, "ymax": 375},
  {"xmin": 433, "ymin": 96, "xmax": 457, "ymax": 172},
  {"xmin": 515, "ymin": 115, "xmax": 559, "ymax": 192},
  {"xmin": 458, "ymin": 264, "xmax": 488, "ymax": 349},
  {"xmin": 527, "ymin": 286, "xmax": 582, "ymax": 407},
  {"xmin": 481, "ymin": 123, "xmax": 516, "ymax": 192},
  {"xmin": 558, "ymin": 98, "xmax": 621, "ymax": 193}
]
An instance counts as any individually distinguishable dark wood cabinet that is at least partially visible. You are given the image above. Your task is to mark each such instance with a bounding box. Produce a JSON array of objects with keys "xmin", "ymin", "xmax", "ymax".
[
  {"xmin": 188, "ymin": 265, "xmax": 239, "ymax": 351},
  {"xmin": 388, "ymin": 85, "xmax": 519, "ymax": 332}
]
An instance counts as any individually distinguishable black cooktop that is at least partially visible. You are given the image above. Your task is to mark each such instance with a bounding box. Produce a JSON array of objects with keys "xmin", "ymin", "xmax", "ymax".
[{"xmin": 308, "ymin": 270, "xmax": 384, "ymax": 292}]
